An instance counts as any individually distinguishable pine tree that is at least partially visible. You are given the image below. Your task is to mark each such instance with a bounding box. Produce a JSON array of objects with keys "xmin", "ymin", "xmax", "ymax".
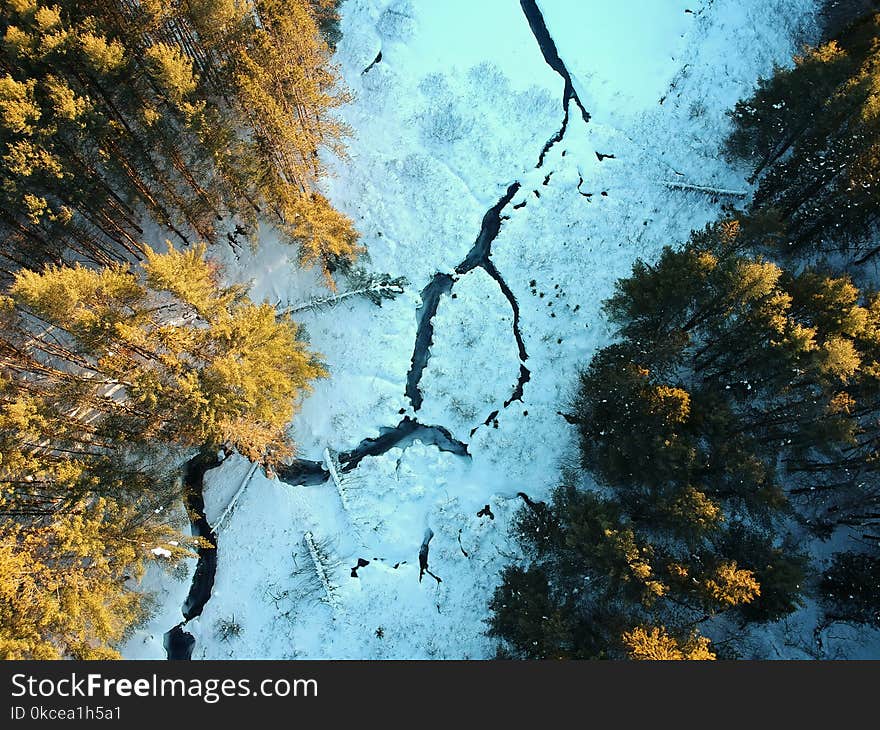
[
  {"xmin": 0, "ymin": 0, "xmax": 360, "ymax": 282},
  {"xmin": 0, "ymin": 497, "xmax": 190, "ymax": 659},
  {"xmin": 7, "ymin": 243, "xmax": 325, "ymax": 463},
  {"xmin": 489, "ymin": 218, "xmax": 879, "ymax": 659},
  {"xmin": 821, "ymin": 552, "xmax": 880, "ymax": 627},
  {"xmin": 0, "ymin": 245, "xmax": 325, "ymax": 657},
  {"xmin": 621, "ymin": 626, "xmax": 716, "ymax": 661},
  {"xmin": 727, "ymin": 12, "xmax": 880, "ymax": 262}
]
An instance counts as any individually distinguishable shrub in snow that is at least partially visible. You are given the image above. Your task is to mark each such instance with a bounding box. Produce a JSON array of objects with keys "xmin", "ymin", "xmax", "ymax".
[{"xmin": 215, "ymin": 615, "xmax": 243, "ymax": 642}]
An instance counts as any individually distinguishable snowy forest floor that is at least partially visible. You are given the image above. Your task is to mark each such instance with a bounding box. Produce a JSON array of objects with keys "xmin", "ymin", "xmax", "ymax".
[{"xmin": 122, "ymin": 0, "xmax": 880, "ymax": 660}]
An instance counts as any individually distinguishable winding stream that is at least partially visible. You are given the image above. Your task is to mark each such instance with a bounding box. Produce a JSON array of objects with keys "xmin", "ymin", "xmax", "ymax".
[
  {"xmin": 163, "ymin": 451, "xmax": 220, "ymax": 660},
  {"xmin": 520, "ymin": 0, "xmax": 590, "ymax": 125},
  {"xmin": 163, "ymin": 0, "xmax": 587, "ymax": 660}
]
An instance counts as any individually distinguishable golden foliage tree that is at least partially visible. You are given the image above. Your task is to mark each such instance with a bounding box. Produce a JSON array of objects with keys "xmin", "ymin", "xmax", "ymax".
[
  {"xmin": 622, "ymin": 626, "xmax": 716, "ymax": 661},
  {"xmin": 0, "ymin": 0, "xmax": 359, "ymax": 283},
  {"xmin": 1, "ymin": 246, "xmax": 323, "ymax": 657}
]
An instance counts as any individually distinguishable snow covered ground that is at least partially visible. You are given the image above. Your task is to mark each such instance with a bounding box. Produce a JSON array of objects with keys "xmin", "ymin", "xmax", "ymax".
[{"xmin": 123, "ymin": 0, "xmax": 880, "ymax": 660}]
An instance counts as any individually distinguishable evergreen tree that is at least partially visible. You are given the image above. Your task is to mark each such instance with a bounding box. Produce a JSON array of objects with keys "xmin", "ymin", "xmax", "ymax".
[
  {"xmin": 0, "ymin": 0, "xmax": 359, "ymax": 281},
  {"xmin": 0, "ymin": 245, "xmax": 324, "ymax": 657},
  {"xmin": 7, "ymin": 243, "xmax": 325, "ymax": 463},
  {"xmin": 492, "ymin": 6, "xmax": 880, "ymax": 663},
  {"xmin": 583, "ymin": 219, "xmax": 880, "ymax": 527},
  {"xmin": 487, "ymin": 483, "xmax": 761, "ymax": 659},
  {"xmin": 0, "ymin": 498, "xmax": 187, "ymax": 659},
  {"xmin": 821, "ymin": 551, "xmax": 880, "ymax": 626},
  {"xmin": 727, "ymin": 12, "xmax": 880, "ymax": 263},
  {"xmin": 488, "ymin": 219, "xmax": 880, "ymax": 659},
  {"xmin": 621, "ymin": 625, "xmax": 715, "ymax": 661}
]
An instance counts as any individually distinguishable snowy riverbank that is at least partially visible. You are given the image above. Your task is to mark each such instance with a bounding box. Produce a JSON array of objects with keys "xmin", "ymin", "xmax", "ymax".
[{"xmin": 123, "ymin": 0, "xmax": 858, "ymax": 660}]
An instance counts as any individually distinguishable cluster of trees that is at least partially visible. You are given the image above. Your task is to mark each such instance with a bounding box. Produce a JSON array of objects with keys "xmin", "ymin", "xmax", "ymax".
[
  {"xmin": 0, "ymin": 0, "xmax": 357, "ymax": 280},
  {"xmin": 727, "ymin": 11, "xmax": 880, "ymax": 263},
  {"xmin": 1, "ymin": 245, "xmax": 325, "ymax": 658},
  {"xmin": 490, "ymin": 9, "xmax": 880, "ymax": 659},
  {"xmin": 0, "ymin": 1, "xmax": 352, "ymax": 658}
]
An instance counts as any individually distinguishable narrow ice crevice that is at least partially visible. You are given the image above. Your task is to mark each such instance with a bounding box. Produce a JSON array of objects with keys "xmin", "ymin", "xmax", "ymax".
[
  {"xmin": 406, "ymin": 273, "xmax": 455, "ymax": 411},
  {"xmin": 483, "ymin": 258, "xmax": 528, "ymax": 364},
  {"xmin": 163, "ymin": 416, "xmax": 469, "ymax": 659},
  {"xmin": 536, "ymin": 100, "xmax": 569, "ymax": 168},
  {"xmin": 276, "ymin": 420, "xmax": 471, "ymax": 486},
  {"xmin": 337, "ymin": 417, "xmax": 469, "ymax": 472},
  {"xmin": 404, "ymin": 181, "xmax": 528, "ymax": 426},
  {"xmin": 522, "ymin": 0, "xmax": 595, "ymax": 169},
  {"xmin": 281, "ymin": 0, "xmax": 588, "ymax": 481},
  {"xmin": 275, "ymin": 458, "xmax": 329, "ymax": 486},
  {"xmin": 454, "ymin": 183, "xmax": 522, "ymax": 276},
  {"xmin": 418, "ymin": 528, "xmax": 441, "ymax": 584},
  {"xmin": 361, "ymin": 50, "xmax": 382, "ymax": 75}
]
